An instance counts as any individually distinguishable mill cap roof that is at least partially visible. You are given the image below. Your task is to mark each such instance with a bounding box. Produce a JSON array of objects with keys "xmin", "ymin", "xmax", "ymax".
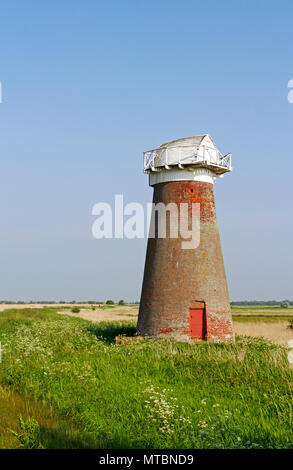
[{"xmin": 143, "ymin": 133, "xmax": 232, "ymax": 176}]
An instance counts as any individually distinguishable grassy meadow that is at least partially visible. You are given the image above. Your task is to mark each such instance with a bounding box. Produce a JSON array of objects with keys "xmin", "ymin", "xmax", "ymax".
[
  {"xmin": 0, "ymin": 306, "xmax": 293, "ymax": 449},
  {"xmin": 231, "ymin": 304, "xmax": 293, "ymax": 320}
]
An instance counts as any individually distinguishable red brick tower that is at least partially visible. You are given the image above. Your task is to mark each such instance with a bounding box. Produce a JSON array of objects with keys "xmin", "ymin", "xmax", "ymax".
[{"xmin": 137, "ymin": 134, "xmax": 234, "ymax": 343}]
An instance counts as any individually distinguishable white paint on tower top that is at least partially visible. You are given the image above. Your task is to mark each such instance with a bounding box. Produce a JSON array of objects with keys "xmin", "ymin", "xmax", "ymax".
[{"xmin": 143, "ymin": 134, "xmax": 232, "ymax": 186}]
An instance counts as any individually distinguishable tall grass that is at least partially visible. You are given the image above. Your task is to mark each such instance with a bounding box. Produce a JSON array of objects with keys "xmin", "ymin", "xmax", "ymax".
[
  {"xmin": 0, "ymin": 384, "xmax": 95, "ymax": 448},
  {"xmin": 0, "ymin": 308, "xmax": 292, "ymax": 448}
]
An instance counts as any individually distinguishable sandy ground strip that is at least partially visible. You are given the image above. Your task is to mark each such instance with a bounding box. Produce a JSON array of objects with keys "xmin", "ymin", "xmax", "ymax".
[{"xmin": 58, "ymin": 305, "xmax": 139, "ymax": 323}]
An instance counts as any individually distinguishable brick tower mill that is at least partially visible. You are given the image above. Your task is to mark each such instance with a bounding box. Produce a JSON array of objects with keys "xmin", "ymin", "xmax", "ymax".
[{"xmin": 137, "ymin": 134, "xmax": 235, "ymax": 343}]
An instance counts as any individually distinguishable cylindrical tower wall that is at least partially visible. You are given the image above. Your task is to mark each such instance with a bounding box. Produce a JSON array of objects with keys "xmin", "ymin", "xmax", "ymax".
[{"xmin": 137, "ymin": 180, "xmax": 234, "ymax": 343}]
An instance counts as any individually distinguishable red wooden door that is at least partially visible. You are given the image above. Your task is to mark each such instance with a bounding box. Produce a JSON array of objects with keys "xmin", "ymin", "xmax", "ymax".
[{"xmin": 189, "ymin": 307, "xmax": 205, "ymax": 339}]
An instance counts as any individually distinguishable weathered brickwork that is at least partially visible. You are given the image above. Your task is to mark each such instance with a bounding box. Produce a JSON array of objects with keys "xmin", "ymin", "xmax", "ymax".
[{"xmin": 137, "ymin": 180, "xmax": 235, "ymax": 343}]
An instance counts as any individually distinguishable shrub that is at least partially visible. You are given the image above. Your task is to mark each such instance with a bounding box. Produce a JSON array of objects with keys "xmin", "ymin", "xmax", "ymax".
[
  {"xmin": 280, "ymin": 301, "xmax": 289, "ymax": 308},
  {"xmin": 91, "ymin": 306, "xmax": 96, "ymax": 311},
  {"xmin": 106, "ymin": 300, "xmax": 114, "ymax": 305},
  {"xmin": 71, "ymin": 307, "xmax": 80, "ymax": 313},
  {"xmin": 10, "ymin": 415, "xmax": 43, "ymax": 449},
  {"xmin": 118, "ymin": 300, "xmax": 125, "ymax": 306}
]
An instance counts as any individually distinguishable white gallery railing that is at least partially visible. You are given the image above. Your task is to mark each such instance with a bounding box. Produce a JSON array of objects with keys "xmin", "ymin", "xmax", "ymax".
[{"xmin": 143, "ymin": 145, "xmax": 232, "ymax": 173}]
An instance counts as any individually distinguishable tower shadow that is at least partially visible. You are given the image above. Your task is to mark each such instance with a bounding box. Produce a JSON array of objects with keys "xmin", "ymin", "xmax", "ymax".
[{"xmin": 86, "ymin": 321, "xmax": 137, "ymax": 343}]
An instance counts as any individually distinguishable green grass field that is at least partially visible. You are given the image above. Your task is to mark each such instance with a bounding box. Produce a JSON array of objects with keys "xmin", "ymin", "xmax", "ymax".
[
  {"xmin": 231, "ymin": 305, "xmax": 293, "ymax": 323},
  {"xmin": 0, "ymin": 307, "xmax": 293, "ymax": 449},
  {"xmin": 231, "ymin": 305, "xmax": 293, "ymax": 314}
]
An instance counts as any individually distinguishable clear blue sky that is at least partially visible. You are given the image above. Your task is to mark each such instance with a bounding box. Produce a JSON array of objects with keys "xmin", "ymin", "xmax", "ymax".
[{"xmin": 0, "ymin": 0, "xmax": 292, "ymax": 302}]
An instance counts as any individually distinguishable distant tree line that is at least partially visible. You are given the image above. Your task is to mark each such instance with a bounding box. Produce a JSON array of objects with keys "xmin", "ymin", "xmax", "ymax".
[
  {"xmin": 230, "ymin": 300, "xmax": 293, "ymax": 306},
  {"xmin": 0, "ymin": 299, "xmax": 290, "ymax": 306}
]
